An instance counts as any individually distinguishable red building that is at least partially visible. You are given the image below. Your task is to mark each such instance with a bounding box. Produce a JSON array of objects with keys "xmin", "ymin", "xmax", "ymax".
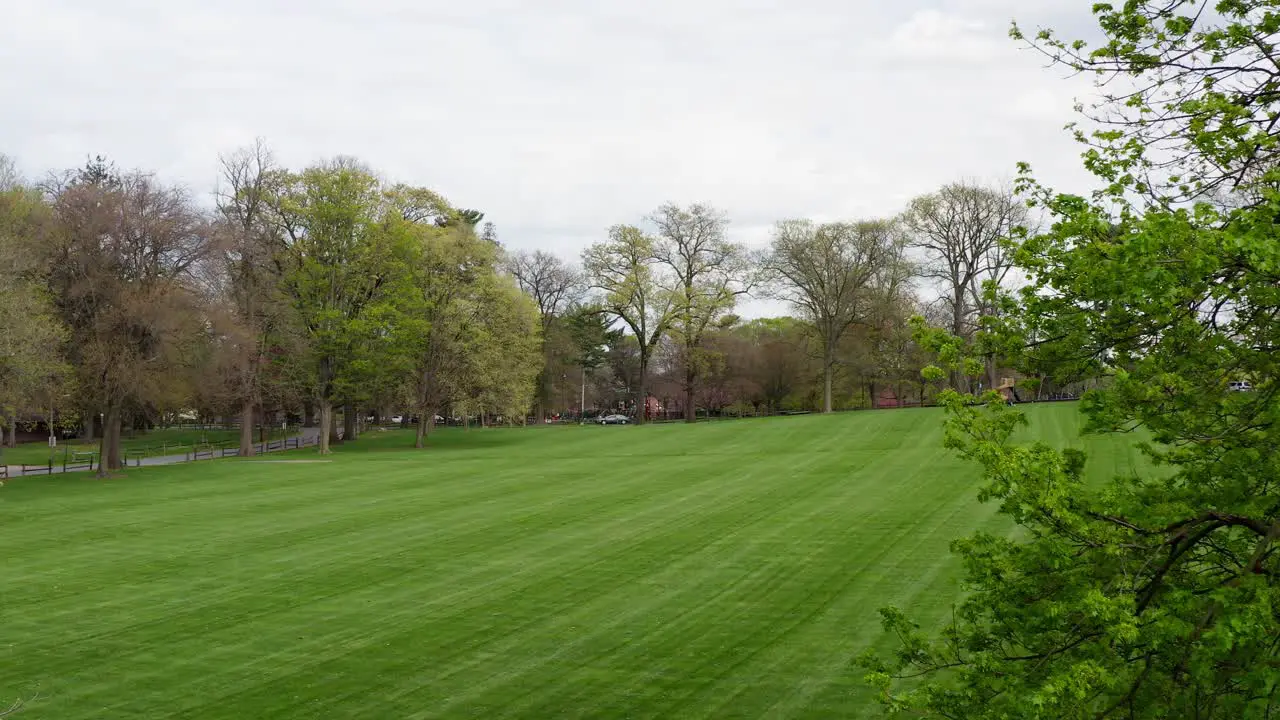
[{"xmin": 644, "ymin": 396, "xmax": 662, "ymax": 420}]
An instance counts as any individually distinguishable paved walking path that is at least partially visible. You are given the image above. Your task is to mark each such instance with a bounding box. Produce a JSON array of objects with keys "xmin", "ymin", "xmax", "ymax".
[{"xmin": 2, "ymin": 426, "xmax": 327, "ymax": 477}]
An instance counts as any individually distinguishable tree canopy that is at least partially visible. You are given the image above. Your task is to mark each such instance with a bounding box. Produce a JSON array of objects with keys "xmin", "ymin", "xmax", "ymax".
[{"xmin": 861, "ymin": 2, "xmax": 1280, "ymax": 717}]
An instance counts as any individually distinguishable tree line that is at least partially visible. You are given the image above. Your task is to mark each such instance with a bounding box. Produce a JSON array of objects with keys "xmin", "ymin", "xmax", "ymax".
[
  {"xmin": 526, "ymin": 184, "xmax": 1029, "ymax": 422},
  {"xmin": 0, "ymin": 143, "xmax": 1033, "ymax": 469},
  {"xmin": 0, "ymin": 145, "xmax": 543, "ymax": 472}
]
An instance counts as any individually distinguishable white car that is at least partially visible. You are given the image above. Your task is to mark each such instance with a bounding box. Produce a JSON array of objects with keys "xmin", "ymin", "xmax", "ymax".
[
  {"xmin": 598, "ymin": 414, "xmax": 630, "ymax": 425},
  {"xmin": 1229, "ymin": 380, "xmax": 1253, "ymax": 392}
]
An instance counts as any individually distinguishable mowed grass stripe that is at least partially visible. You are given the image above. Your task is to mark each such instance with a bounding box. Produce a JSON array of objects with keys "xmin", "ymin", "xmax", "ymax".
[
  {"xmin": 178, "ymin": 452, "xmax": 825, "ymax": 717},
  {"xmin": 24, "ymin": 446, "xmax": 816, "ymax": 715},
  {"xmin": 0, "ymin": 403, "xmax": 1147, "ymax": 719}
]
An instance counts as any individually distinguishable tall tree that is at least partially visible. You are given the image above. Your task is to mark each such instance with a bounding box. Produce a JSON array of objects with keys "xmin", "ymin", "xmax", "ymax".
[
  {"xmin": 450, "ymin": 275, "xmax": 543, "ymax": 427},
  {"xmin": 864, "ymin": 3, "xmax": 1280, "ymax": 717},
  {"xmin": 565, "ymin": 304, "xmax": 622, "ymax": 418},
  {"xmin": 583, "ymin": 225, "xmax": 677, "ymax": 424},
  {"xmin": 212, "ymin": 140, "xmax": 292, "ymax": 456},
  {"xmin": 47, "ymin": 166, "xmax": 211, "ymax": 473},
  {"xmin": 900, "ymin": 182, "xmax": 1028, "ymax": 390},
  {"xmin": 764, "ymin": 219, "xmax": 898, "ymax": 413},
  {"xmin": 649, "ymin": 203, "xmax": 753, "ymax": 423},
  {"xmin": 506, "ymin": 249, "xmax": 582, "ymax": 420},
  {"xmin": 404, "ymin": 216, "xmax": 499, "ymax": 447},
  {"xmin": 0, "ymin": 177, "xmax": 68, "ymax": 449},
  {"xmin": 269, "ymin": 158, "xmax": 407, "ymax": 454}
]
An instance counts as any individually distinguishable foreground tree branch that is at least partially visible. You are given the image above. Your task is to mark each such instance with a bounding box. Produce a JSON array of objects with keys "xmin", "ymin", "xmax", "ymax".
[{"xmin": 862, "ymin": 2, "xmax": 1280, "ymax": 717}]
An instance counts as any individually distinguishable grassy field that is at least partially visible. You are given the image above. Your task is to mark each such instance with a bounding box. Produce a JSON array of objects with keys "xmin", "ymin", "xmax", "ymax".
[
  {"xmin": 0, "ymin": 427, "xmax": 290, "ymax": 467},
  {"xmin": 0, "ymin": 403, "xmax": 1147, "ymax": 719}
]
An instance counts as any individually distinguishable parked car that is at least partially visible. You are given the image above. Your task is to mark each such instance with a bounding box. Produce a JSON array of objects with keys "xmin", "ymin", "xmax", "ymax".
[
  {"xmin": 598, "ymin": 414, "xmax": 630, "ymax": 425},
  {"xmin": 1229, "ymin": 380, "xmax": 1253, "ymax": 392}
]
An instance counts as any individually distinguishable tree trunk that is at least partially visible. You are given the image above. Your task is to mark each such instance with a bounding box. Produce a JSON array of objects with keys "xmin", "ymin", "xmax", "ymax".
[
  {"xmin": 6, "ymin": 414, "xmax": 16, "ymax": 448},
  {"xmin": 535, "ymin": 367, "xmax": 548, "ymax": 423},
  {"xmin": 99, "ymin": 401, "xmax": 123, "ymax": 475},
  {"xmin": 303, "ymin": 400, "xmax": 316, "ymax": 427},
  {"xmin": 635, "ymin": 354, "xmax": 649, "ymax": 425},
  {"xmin": 327, "ymin": 398, "xmax": 343, "ymax": 445},
  {"xmin": 318, "ymin": 400, "xmax": 332, "ymax": 455},
  {"xmin": 822, "ymin": 361, "xmax": 834, "ymax": 414},
  {"xmin": 83, "ymin": 412, "xmax": 96, "ymax": 443},
  {"xmin": 684, "ymin": 365, "xmax": 696, "ymax": 424},
  {"xmin": 239, "ymin": 399, "xmax": 256, "ymax": 457},
  {"xmin": 414, "ymin": 410, "xmax": 437, "ymax": 449},
  {"xmin": 343, "ymin": 401, "xmax": 357, "ymax": 442},
  {"xmin": 986, "ymin": 357, "xmax": 999, "ymax": 395},
  {"xmin": 952, "ymin": 288, "xmax": 967, "ymax": 392}
]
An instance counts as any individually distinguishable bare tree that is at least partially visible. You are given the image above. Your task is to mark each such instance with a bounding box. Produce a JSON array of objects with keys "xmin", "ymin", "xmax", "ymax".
[
  {"xmin": 649, "ymin": 203, "xmax": 754, "ymax": 423},
  {"xmin": 900, "ymin": 181, "xmax": 1028, "ymax": 390},
  {"xmin": 0, "ymin": 154, "xmax": 20, "ymax": 192},
  {"xmin": 506, "ymin": 250, "xmax": 582, "ymax": 420},
  {"xmin": 765, "ymin": 219, "xmax": 898, "ymax": 413},
  {"xmin": 213, "ymin": 140, "xmax": 289, "ymax": 456},
  {"xmin": 507, "ymin": 250, "xmax": 581, "ymax": 328}
]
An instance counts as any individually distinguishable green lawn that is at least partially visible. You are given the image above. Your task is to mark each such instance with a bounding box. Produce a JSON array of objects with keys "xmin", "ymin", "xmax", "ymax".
[
  {"xmin": 0, "ymin": 427, "xmax": 290, "ymax": 467},
  {"xmin": 0, "ymin": 403, "xmax": 1147, "ymax": 719}
]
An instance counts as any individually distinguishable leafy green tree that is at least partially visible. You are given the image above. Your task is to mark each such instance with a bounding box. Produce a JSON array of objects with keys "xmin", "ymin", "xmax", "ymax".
[
  {"xmin": 270, "ymin": 158, "xmax": 413, "ymax": 454},
  {"xmin": 404, "ymin": 217, "xmax": 501, "ymax": 447},
  {"xmin": 862, "ymin": 3, "xmax": 1280, "ymax": 717},
  {"xmin": 0, "ymin": 178, "xmax": 69, "ymax": 450},
  {"xmin": 506, "ymin": 249, "xmax": 582, "ymax": 420},
  {"xmin": 583, "ymin": 225, "xmax": 678, "ymax": 424},
  {"xmin": 451, "ymin": 275, "xmax": 542, "ymax": 426},
  {"xmin": 565, "ymin": 305, "xmax": 623, "ymax": 418}
]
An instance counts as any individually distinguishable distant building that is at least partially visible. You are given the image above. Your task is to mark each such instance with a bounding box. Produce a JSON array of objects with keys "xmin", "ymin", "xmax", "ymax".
[
  {"xmin": 644, "ymin": 396, "xmax": 662, "ymax": 420},
  {"xmin": 874, "ymin": 388, "xmax": 902, "ymax": 409}
]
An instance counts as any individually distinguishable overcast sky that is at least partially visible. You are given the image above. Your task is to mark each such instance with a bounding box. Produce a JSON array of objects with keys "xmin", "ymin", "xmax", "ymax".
[{"xmin": 2, "ymin": 0, "xmax": 1101, "ymax": 315}]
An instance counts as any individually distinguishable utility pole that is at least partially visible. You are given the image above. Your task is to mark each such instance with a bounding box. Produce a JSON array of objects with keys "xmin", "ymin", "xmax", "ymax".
[{"xmin": 580, "ymin": 367, "xmax": 586, "ymax": 425}]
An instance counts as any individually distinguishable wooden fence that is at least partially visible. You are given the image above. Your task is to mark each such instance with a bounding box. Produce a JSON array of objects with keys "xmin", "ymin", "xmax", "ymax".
[{"xmin": 4, "ymin": 432, "xmax": 320, "ymax": 477}]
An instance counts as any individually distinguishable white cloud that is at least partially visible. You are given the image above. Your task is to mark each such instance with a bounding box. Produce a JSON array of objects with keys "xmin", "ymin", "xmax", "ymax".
[
  {"xmin": 882, "ymin": 9, "xmax": 1005, "ymax": 62},
  {"xmin": 1, "ymin": 0, "xmax": 1103, "ymax": 316}
]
